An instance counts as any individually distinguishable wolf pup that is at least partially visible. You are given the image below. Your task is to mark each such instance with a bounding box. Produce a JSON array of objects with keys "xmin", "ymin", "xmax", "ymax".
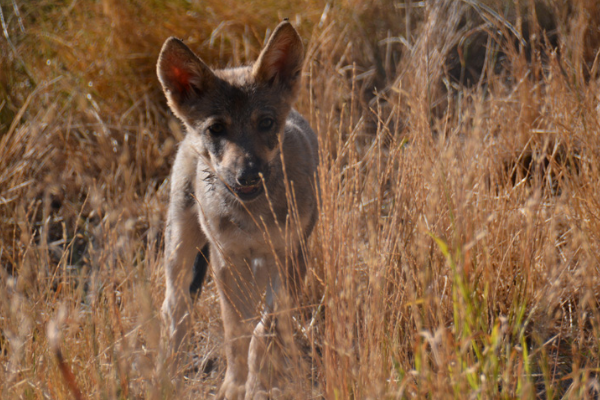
[{"xmin": 157, "ymin": 21, "xmax": 318, "ymax": 399}]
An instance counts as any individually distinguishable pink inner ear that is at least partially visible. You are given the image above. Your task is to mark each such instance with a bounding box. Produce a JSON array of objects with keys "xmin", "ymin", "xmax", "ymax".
[
  {"xmin": 171, "ymin": 65, "xmax": 190, "ymax": 93},
  {"xmin": 270, "ymin": 40, "xmax": 292, "ymax": 73},
  {"xmin": 270, "ymin": 50, "xmax": 287, "ymax": 72}
]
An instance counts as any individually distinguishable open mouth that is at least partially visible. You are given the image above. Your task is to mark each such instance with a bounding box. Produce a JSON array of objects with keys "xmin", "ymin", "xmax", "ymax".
[{"xmin": 229, "ymin": 183, "xmax": 264, "ymax": 201}]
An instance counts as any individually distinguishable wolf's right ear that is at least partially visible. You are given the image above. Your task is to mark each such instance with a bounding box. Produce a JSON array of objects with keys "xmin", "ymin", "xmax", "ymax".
[
  {"xmin": 253, "ymin": 21, "xmax": 304, "ymax": 96},
  {"xmin": 157, "ymin": 38, "xmax": 215, "ymax": 117}
]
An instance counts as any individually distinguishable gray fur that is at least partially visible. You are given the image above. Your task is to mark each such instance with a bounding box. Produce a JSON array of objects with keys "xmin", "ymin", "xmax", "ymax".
[{"xmin": 157, "ymin": 21, "xmax": 318, "ymax": 400}]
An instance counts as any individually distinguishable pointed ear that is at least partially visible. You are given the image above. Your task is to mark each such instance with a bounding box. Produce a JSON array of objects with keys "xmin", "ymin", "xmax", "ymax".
[
  {"xmin": 157, "ymin": 37, "xmax": 215, "ymax": 117},
  {"xmin": 252, "ymin": 21, "xmax": 304, "ymax": 94}
]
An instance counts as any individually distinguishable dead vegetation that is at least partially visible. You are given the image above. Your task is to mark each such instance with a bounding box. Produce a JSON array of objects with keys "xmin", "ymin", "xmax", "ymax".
[{"xmin": 1, "ymin": 0, "xmax": 599, "ymax": 398}]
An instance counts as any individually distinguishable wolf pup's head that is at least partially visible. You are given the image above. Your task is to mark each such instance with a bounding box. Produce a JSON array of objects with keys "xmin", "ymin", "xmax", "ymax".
[{"xmin": 157, "ymin": 21, "xmax": 304, "ymax": 202}]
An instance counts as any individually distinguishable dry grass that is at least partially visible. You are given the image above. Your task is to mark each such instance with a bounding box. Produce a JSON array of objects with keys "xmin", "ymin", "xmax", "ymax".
[{"xmin": 1, "ymin": 0, "xmax": 600, "ymax": 398}]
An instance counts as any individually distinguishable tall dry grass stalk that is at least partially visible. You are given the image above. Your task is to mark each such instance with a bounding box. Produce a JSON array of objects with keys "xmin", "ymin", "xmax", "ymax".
[{"xmin": 1, "ymin": 0, "xmax": 599, "ymax": 399}]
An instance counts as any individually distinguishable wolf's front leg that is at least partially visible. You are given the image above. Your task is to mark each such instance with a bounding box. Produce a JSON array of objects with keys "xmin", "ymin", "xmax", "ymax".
[
  {"xmin": 244, "ymin": 250, "xmax": 309, "ymax": 399},
  {"xmin": 214, "ymin": 251, "xmax": 262, "ymax": 400},
  {"xmin": 162, "ymin": 202, "xmax": 206, "ymax": 373},
  {"xmin": 245, "ymin": 278, "xmax": 300, "ymax": 400}
]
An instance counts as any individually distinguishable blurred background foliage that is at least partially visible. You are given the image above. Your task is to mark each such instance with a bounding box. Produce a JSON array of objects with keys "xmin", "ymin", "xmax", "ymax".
[{"xmin": 1, "ymin": 0, "xmax": 600, "ymax": 398}]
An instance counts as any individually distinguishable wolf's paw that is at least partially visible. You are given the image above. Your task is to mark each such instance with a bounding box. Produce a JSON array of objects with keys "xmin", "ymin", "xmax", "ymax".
[
  {"xmin": 243, "ymin": 387, "xmax": 284, "ymax": 400},
  {"xmin": 217, "ymin": 379, "xmax": 246, "ymax": 400}
]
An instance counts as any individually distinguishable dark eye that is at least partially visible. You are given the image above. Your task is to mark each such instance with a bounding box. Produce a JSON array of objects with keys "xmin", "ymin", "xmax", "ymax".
[
  {"xmin": 258, "ymin": 118, "xmax": 274, "ymax": 131},
  {"xmin": 208, "ymin": 123, "xmax": 225, "ymax": 135}
]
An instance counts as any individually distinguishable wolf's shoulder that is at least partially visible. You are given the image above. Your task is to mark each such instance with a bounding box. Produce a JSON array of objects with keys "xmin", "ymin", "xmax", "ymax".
[{"xmin": 284, "ymin": 109, "xmax": 318, "ymax": 164}]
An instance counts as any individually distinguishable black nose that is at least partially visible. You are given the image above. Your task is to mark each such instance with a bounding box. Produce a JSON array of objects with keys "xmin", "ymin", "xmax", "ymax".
[{"xmin": 236, "ymin": 170, "xmax": 261, "ymax": 187}]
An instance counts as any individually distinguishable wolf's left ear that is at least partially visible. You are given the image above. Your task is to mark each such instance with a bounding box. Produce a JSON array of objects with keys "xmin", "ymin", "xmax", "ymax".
[
  {"xmin": 253, "ymin": 21, "xmax": 304, "ymax": 95},
  {"xmin": 157, "ymin": 37, "xmax": 216, "ymax": 121}
]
